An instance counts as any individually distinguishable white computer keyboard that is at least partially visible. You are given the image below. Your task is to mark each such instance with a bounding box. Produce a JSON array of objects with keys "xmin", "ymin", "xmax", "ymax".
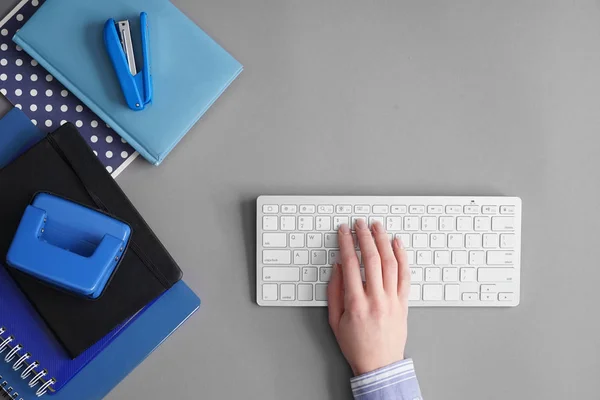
[{"xmin": 256, "ymin": 196, "xmax": 522, "ymax": 307}]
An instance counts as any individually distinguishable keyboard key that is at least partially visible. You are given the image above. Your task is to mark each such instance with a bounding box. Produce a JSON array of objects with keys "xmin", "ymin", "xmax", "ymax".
[
  {"xmin": 465, "ymin": 233, "xmax": 481, "ymax": 248},
  {"xmin": 404, "ymin": 216, "xmax": 419, "ymax": 231},
  {"xmin": 457, "ymin": 217, "xmax": 473, "ymax": 231},
  {"xmin": 263, "ymin": 250, "xmax": 291, "ymax": 265},
  {"xmin": 409, "ymin": 284, "xmax": 421, "ymax": 300},
  {"xmin": 280, "ymin": 216, "xmax": 296, "ymax": 231},
  {"xmin": 452, "ymin": 251, "xmax": 467, "ymax": 265},
  {"xmin": 290, "ymin": 233, "xmax": 305, "ymax": 248},
  {"xmin": 434, "ymin": 250, "xmax": 450, "ymax": 265},
  {"xmin": 483, "ymin": 234, "xmax": 499, "ymax": 248},
  {"xmin": 263, "ymin": 205, "xmax": 279, "ymax": 214},
  {"xmin": 445, "ymin": 284, "xmax": 460, "ymax": 301},
  {"xmin": 395, "ymin": 233, "xmax": 411, "ymax": 248},
  {"xmin": 416, "ymin": 250, "xmax": 432, "ymax": 265},
  {"xmin": 448, "ymin": 233, "xmax": 463, "ymax": 248},
  {"xmin": 307, "ymin": 233, "xmax": 322, "ymax": 248},
  {"xmin": 300, "ymin": 205, "xmax": 315, "ymax": 213},
  {"xmin": 298, "ymin": 284, "xmax": 313, "ymax": 301},
  {"xmin": 262, "ymin": 284, "xmax": 278, "ymax": 301},
  {"xmin": 298, "ymin": 216, "xmax": 313, "ymax": 231},
  {"xmin": 460, "ymin": 268, "xmax": 476, "ymax": 282},
  {"xmin": 427, "ymin": 205, "xmax": 443, "ymax": 214},
  {"xmin": 280, "ymin": 284, "xmax": 296, "ymax": 300},
  {"xmin": 317, "ymin": 205, "xmax": 334, "ymax": 214},
  {"xmin": 487, "ymin": 251, "xmax": 515, "ymax": 265},
  {"xmin": 324, "ymin": 233, "xmax": 339, "ymax": 248},
  {"xmin": 474, "ymin": 217, "xmax": 491, "ymax": 231},
  {"xmin": 462, "ymin": 293, "xmax": 477, "ymax": 301},
  {"xmin": 315, "ymin": 284, "xmax": 328, "ymax": 301},
  {"xmin": 263, "ymin": 233, "xmax": 287, "ymax": 247},
  {"xmin": 281, "ymin": 205, "xmax": 297, "ymax": 214},
  {"xmin": 263, "ymin": 267, "xmax": 299, "ymax": 282},
  {"xmin": 442, "ymin": 267, "xmax": 458, "ymax": 282},
  {"xmin": 430, "ymin": 233, "xmax": 446, "ymax": 248},
  {"xmin": 492, "ymin": 217, "xmax": 515, "ymax": 231},
  {"xmin": 311, "ymin": 250, "xmax": 327, "ymax": 265},
  {"xmin": 354, "ymin": 205, "xmax": 371, "ymax": 213},
  {"xmin": 336, "ymin": 205, "xmax": 352, "ymax": 214},
  {"xmin": 328, "ymin": 250, "xmax": 340, "ymax": 264},
  {"xmin": 482, "ymin": 205, "xmax": 498, "ymax": 214},
  {"xmin": 369, "ymin": 216, "xmax": 384, "ymax": 227},
  {"xmin": 469, "ymin": 250, "xmax": 485, "ymax": 265},
  {"xmin": 333, "ymin": 216, "xmax": 349, "ymax": 230},
  {"xmin": 406, "ymin": 251, "xmax": 415, "ymax": 265},
  {"xmin": 480, "ymin": 284, "xmax": 496, "ymax": 293},
  {"xmin": 412, "ymin": 233, "xmax": 428, "ymax": 248},
  {"xmin": 425, "ymin": 268, "xmax": 441, "ymax": 282},
  {"xmin": 439, "ymin": 216, "xmax": 455, "ymax": 231},
  {"xmin": 421, "ymin": 216, "xmax": 437, "ymax": 231},
  {"xmin": 351, "ymin": 216, "xmax": 367, "ymax": 229},
  {"xmin": 294, "ymin": 250, "xmax": 309, "ymax": 265},
  {"xmin": 373, "ymin": 205, "xmax": 389, "ymax": 214},
  {"xmin": 498, "ymin": 292, "xmax": 515, "ymax": 301},
  {"xmin": 500, "ymin": 205, "xmax": 515, "ymax": 215},
  {"xmin": 302, "ymin": 267, "xmax": 317, "ymax": 282},
  {"xmin": 316, "ymin": 216, "xmax": 331, "ymax": 231},
  {"xmin": 500, "ymin": 234, "xmax": 516, "ymax": 248},
  {"xmin": 263, "ymin": 216, "xmax": 278, "ymax": 231},
  {"xmin": 478, "ymin": 268, "xmax": 515, "ymax": 282},
  {"xmin": 423, "ymin": 284, "xmax": 443, "ymax": 301},
  {"xmin": 409, "ymin": 205, "xmax": 425, "ymax": 214},
  {"xmin": 464, "ymin": 205, "xmax": 479, "ymax": 214},
  {"xmin": 410, "ymin": 268, "xmax": 423, "ymax": 282},
  {"xmin": 481, "ymin": 293, "xmax": 495, "ymax": 301},
  {"xmin": 320, "ymin": 267, "xmax": 333, "ymax": 282},
  {"xmin": 386, "ymin": 217, "xmax": 402, "ymax": 231},
  {"xmin": 446, "ymin": 205, "xmax": 461, "ymax": 214},
  {"xmin": 391, "ymin": 205, "xmax": 407, "ymax": 214}
]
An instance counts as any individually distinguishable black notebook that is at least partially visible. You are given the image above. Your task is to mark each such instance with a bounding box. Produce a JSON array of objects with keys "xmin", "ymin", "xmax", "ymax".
[{"xmin": 0, "ymin": 123, "xmax": 183, "ymax": 357}]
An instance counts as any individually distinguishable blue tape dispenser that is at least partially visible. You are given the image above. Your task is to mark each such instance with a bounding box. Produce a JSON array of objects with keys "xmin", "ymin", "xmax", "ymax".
[
  {"xmin": 103, "ymin": 12, "xmax": 152, "ymax": 111},
  {"xmin": 6, "ymin": 193, "xmax": 132, "ymax": 299}
]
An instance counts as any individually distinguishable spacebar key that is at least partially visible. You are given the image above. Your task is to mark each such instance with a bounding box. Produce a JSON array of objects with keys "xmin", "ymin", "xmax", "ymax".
[
  {"xmin": 263, "ymin": 267, "xmax": 300, "ymax": 282},
  {"xmin": 478, "ymin": 268, "xmax": 515, "ymax": 282}
]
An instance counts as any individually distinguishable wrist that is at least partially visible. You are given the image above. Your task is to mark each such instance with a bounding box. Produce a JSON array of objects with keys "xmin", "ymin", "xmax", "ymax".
[{"xmin": 352, "ymin": 354, "xmax": 405, "ymax": 376}]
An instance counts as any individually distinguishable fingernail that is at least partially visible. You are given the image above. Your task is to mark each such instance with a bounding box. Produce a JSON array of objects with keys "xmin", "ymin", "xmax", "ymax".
[
  {"xmin": 339, "ymin": 224, "xmax": 350, "ymax": 234},
  {"xmin": 394, "ymin": 237, "xmax": 403, "ymax": 248},
  {"xmin": 355, "ymin": 218, "xmax": 367, "ymax": 230},
  {"xmin": 372, "ymin": 220, "xmax": 383, "ymax": 232}
]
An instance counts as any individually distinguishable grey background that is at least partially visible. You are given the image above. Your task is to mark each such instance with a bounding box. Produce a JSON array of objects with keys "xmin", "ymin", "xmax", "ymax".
[{"xmin": 1, "ymin": 0, "xmax": 600, "ymax": 399}]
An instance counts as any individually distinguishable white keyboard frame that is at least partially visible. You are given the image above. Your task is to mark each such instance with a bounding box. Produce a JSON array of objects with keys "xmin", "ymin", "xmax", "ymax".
[{"xmin": 256, "ymin": 196, "xmax": 522, "ymax": 307}]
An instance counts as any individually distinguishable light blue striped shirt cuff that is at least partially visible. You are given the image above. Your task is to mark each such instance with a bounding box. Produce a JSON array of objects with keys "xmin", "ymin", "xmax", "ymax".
[{"xmin": 350, "ymin": 359, "xmax": 423, "ymax": 400}]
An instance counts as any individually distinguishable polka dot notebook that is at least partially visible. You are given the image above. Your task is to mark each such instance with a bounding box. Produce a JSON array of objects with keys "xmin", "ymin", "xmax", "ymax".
[{"xmin": 0, "ymin": 0, "xmax": 138, "ymax": 177}]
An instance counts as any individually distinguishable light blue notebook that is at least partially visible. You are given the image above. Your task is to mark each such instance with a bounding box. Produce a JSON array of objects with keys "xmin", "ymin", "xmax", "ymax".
[
  {"xmin": 13, "ymin": 0, "xmax": 242, "ymax": 165},
  {"xmin": 0, "ymin": 281, "xmax": 200, "ymax": 399}
]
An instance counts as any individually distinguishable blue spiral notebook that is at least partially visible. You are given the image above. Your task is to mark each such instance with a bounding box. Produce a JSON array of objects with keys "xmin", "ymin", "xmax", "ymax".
[
  {"xmin": 13, "ymin": 0, "xmax": 243, "ymax": 165},
  {"xmin": 0, "ymin": 280, "xmax": 200, "ymax": 399}
]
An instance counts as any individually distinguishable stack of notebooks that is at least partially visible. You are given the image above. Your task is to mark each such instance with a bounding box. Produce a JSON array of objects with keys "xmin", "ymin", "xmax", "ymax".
[{"xmin": 0, "ymin": 0, "xmax": 242, "ymax": 398}]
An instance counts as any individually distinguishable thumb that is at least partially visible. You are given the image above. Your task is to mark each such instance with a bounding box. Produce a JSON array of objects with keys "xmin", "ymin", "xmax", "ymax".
[{"xmin": 327, "ymin": 263, "xmax": 344, "ymax": 331}]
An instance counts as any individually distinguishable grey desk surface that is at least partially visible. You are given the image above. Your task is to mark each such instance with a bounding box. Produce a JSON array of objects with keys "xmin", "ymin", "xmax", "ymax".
[{"xmin": 1, "ymin": 0, "xmax": 600, "ymax": 399}]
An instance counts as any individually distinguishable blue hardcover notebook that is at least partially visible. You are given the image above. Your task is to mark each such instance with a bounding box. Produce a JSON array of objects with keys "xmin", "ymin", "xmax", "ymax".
[
  {"xmin": 13, "ymin": 0, "xmax": 243, "ymax": 165},
  {"xmin": 0, "ymin": 107, "xmax": 45, "ymax": 168},
  {"xmin": 0, "ymin": 280, "xmax": 200, "ymax": 399}
]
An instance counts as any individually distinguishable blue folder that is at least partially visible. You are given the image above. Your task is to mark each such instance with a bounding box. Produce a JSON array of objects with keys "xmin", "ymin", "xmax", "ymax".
[
  {"xmin": 0, "ymin": 281, "xmax": 200, "ymax": 399},
  {"xmin": 14, "ymin": 0, "xmax": 243, "ymax": 165},
  {"xmin": 0, "ymin": 108, "xmax": 45, "ymax": 169}
]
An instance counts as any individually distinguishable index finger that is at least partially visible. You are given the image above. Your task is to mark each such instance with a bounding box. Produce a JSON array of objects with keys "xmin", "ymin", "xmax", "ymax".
[{"xmin": 338, "ymin": 224, "xmax": 364, "ymax": 300}]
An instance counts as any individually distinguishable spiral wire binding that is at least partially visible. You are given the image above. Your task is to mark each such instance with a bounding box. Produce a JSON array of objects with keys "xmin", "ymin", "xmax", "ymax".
[{"xmin": 0, "ymin": 327, "xmax": 56, "ymax": 398}]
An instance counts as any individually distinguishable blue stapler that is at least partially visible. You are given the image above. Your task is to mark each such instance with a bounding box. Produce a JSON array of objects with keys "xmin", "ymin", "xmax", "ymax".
[
  {"xmin": 103, "ymin": 12, "xmax": 152, "ymax": 111},
  {"xmin": 6, "ymin": 193, "xmax": 132, "ymax": 299}
]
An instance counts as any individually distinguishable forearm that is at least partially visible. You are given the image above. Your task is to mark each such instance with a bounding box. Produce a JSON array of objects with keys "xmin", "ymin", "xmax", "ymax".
[{"xmin": 350, "ymin": 359, "xmax": 422, "ymax": 400}]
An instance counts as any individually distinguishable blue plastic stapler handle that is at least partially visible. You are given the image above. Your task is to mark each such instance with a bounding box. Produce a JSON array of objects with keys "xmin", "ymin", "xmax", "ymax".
[
  {"xmin": 7, "ymin": 206, "xmax": 125, "ymax": 297},
  {"xmin": 103, "ymin": 12, "xmax": 152, "ymax": 111}
]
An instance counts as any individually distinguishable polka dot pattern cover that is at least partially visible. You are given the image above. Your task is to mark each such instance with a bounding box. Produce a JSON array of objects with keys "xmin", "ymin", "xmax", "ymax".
[{"xmin": 0, "ymin": 0, "xmax": 138, "ymax": 177}]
